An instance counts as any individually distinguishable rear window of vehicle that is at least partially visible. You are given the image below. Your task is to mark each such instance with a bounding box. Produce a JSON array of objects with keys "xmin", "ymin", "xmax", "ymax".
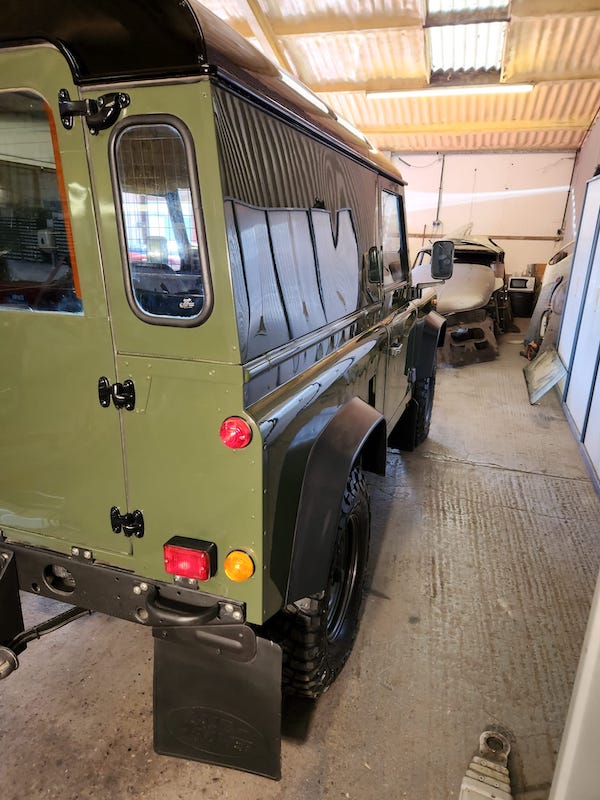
[
  {"xmin": 0, "ymin": 91, "xmax": 82, "ymax": 313},
  {"xmin": 112, "ymin": 119, "xmax": 210, "ymax": 326},
  {"xmin": 454, "ymin": 251, "xmax": 496, "ymax": 267}
]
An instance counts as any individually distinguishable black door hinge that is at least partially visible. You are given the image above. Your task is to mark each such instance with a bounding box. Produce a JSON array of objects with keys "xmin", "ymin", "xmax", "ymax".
[
  {"xmin": 58, "ymin": 89, "xmax": 130, "ymax": 134},
  {"xmin": 98, "ymin": 377, "xmax": 135, "ymax": 411},
  {"xmin": 110, "ymin": 507, "xmax": 145, "ymax": 539}
]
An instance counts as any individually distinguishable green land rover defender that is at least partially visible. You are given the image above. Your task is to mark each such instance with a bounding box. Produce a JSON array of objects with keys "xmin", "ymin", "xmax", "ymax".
[{"xmin": 0, "ymin": 0, "xmax": 453, "ymax": 779}]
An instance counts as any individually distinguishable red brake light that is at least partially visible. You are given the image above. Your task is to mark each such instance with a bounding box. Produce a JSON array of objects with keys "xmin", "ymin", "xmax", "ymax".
[
  {"xmin": 219, "ymin": 417, "xmax": 253, "ymax": 449},
  {"xmin": 163, "ymin": 538, "xmax": 217, "ymax": 581}
]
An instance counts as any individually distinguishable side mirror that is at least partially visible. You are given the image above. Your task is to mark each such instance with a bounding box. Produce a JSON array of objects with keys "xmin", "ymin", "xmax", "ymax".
[
  {"xmin": 368, "ymin": 246, "xmax": 383, "ymax": 283},
  {"xmin": 431, "ymin": 239, "xmax": 454, "ymax": 280}
]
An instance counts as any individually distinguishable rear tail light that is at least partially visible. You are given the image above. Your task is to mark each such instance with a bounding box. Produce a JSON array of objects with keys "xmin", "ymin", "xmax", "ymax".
[
  {"xmin": 219, "ymin": 416, "xmax": 253, "ymax": 449},
  {"xmin": 163, "ymin": 537, "xmax": 217, "ymax": 581}
]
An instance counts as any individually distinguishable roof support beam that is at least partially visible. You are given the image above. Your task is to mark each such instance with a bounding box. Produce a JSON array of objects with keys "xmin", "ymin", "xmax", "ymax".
[
  {"xmin": 314, "ymin": 76, "xmax": 600, "ymax": 95},
  {"xmin": 510, "ymin": 0, "xmax": 600, "ymax": 17},
  {"xmin": 426, "ymin": 9, "xmax": 508, "ymax": 27},
  {"xmin": 264, "ymin": 12, "xmax": 423, "ymax": 38},
  {"xmin": 234, "ymin": 0, "xmax": 297, "ymax": 75},
  {"xmin": 361, "ymin": 118, "xmax": 592, "ymax": 137}
]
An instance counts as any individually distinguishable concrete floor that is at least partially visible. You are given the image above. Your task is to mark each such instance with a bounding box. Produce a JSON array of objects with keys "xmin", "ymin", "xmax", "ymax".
[{"xmin": 2, "ymin": 327, "xmax": 599, "ymax": 800}]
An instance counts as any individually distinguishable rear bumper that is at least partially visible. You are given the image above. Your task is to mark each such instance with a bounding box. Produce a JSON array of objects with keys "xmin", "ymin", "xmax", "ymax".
[
  {"xmin": 0, "ymin": 538, "xmax": 245, "ymax": 626},
  {"xmin": 0, "ymin": 539, "xmax": 282, "ymax": 779}
]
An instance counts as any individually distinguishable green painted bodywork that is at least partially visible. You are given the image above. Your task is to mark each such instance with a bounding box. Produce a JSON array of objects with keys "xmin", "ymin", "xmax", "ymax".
[
  {"xmin": 0, "ymin": 44, "xmax": 431, "ymax": 624},
  {"xmin": 0, "ymin": 46, "xmax": 130, "ymax": 559}
]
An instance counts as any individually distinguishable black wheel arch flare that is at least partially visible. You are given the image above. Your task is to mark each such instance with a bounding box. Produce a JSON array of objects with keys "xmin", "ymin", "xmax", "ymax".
[{"xmin": 284, "ymin": 397, "xmax": 385, "ymax": 605}]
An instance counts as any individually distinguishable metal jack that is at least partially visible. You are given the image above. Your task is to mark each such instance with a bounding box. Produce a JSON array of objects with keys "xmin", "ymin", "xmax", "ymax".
[{"xmin": 459, "ymin": 730, "xmax": 513, "ymax": 800}]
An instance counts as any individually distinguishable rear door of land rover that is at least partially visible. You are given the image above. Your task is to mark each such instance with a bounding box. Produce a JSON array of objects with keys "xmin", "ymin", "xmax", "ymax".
[
  {"xmin": 82, "ymin": 80, "xmax": 264, "ymax": 615},
  {"xmin": 0, "ymin": 44, "xmax": 130, "ymax": 560}
]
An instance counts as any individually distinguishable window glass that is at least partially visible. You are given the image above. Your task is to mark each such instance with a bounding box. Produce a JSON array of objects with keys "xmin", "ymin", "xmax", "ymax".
[
  {"xmin": 114, "ymin": 123, "xmax": 205, "ymax": 322},
  {"xmin": 381, "ymin": 190, "xmax": 409, "ymax": 283},
  {"xmin": 0, "ymin": 91, "xmax": 82, "ymax": 313}
]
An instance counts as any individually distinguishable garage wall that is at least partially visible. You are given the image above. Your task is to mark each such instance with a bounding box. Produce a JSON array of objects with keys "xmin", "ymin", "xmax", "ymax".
[
  {"xmin": 565, "ymin": 112, "xmax": 600, "ymax": 245},
  {"xmin": 391, "ymin": 151, "xmax": 575, "ymax": 275}
]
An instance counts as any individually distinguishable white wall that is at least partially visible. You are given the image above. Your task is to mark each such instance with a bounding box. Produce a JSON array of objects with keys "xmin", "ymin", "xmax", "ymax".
[
  {"xmin": 392, "ymin": 151, "xmax": 576, "ymax": 275},
  {"xmin": 0, "ymin": 115, "xmax": 53, "ymax": 167},
  {"xmin": 565, "ymin": 112, "xmax": 600, "ymax": 244}
]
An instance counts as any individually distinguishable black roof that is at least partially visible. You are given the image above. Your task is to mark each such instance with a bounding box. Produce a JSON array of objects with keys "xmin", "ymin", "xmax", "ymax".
[{"xmin": 0, "ymin": 0, "xmax": 404, "ymax": 184}]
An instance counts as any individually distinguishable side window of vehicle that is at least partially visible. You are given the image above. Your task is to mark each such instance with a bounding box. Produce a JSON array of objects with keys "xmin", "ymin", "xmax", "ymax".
[
  {"xmin": 112, "ymin": 120, "xmax": 209, "ymax": 325},
  {"xmin": 381, "ymin": 190, "xmax": 409, "ymax": 284},
  {"xmin": 0, "ymin": 91, "xmax": 82, "ymax": 313}
]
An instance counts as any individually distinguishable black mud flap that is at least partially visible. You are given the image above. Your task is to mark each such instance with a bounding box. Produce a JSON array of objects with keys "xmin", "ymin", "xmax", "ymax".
[
  {"xmin": 388, "ymin": 397, "xmax": 418, "ymax": 451},
  {"xmin": 153, "ymin": 624, "xmax": 282, "ymax": 779},
  {"xmin": 0, "ymin": 549, "xmax": 25, "ymax": 646}
]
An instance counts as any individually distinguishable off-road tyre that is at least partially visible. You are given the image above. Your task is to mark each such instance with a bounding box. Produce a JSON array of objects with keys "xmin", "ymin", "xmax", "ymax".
[
  {"xmin": 268, "ymin": 468, "xmax": 370, "ymax": 699},
  {"xmin": 414, "ymin": 362, "xmax": 436, "ymax": 445}
]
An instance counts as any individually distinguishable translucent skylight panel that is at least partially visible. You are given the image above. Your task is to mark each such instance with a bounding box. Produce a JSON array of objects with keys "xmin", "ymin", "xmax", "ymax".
[{"xmin": 428, "ymin": 21, "xmax": 506, "ymax": 71}]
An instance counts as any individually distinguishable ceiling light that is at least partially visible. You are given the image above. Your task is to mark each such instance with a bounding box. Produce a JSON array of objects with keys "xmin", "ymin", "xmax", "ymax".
[{"xmin": 367, "ymin": 84, "xmax": 534, "ymax": 100}]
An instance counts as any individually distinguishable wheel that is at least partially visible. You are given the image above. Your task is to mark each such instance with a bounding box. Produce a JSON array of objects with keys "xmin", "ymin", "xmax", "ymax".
[
  {"xmin": 413, "ymin": 360, "xmax": 436, "ymax": 444},
  {"xmin": 268, "ymin": 468, "xmax": 370, "ymax": 699}
]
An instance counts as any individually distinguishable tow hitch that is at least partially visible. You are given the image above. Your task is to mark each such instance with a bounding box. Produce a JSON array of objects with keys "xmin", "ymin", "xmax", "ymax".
[
  {"xmin": 0, "ymin": 548, "xmax": 92, "ymax": 680},
  {"xmin": 0, "ymin": 605, "xmax": 92, "ymax": 680}
]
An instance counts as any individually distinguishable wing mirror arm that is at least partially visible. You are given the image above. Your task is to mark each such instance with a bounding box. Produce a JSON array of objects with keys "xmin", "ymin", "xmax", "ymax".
[{"xmin": 410, "ymin": 279, "xmax": 448, "ymax": 300}]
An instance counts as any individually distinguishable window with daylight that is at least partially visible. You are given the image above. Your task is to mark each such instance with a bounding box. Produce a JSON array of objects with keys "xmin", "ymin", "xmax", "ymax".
[
  {"xmin": 0, "ymin": 90, "xmax": 82, "ymax": 313},
  {"xmin": 113, "ymin": 120, "xmax": 208, "ymax": 324}
]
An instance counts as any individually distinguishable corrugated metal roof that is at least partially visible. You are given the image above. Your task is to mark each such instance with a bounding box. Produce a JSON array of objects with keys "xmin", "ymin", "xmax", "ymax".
[
  {"xmin": 504, "ymin": 14, "xmax": 600, "ymax": 82},
  {"xmin": 319, "ymin": 81, "xmax": 600, "ymax": 150},
  {"xmin": 196, "ymin": 0, "xmax": 600, "ymax": 153},
  {"xmin": 262, "ymin": 0, "xmax": 424, "ymax": 26},
  {"xmin": 283, "ymin": 28, "xmax": 427, "ymax": 86}
]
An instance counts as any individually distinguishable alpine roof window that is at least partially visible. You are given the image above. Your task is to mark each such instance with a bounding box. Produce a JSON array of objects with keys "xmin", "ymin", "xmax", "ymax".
[
  {"xmin": 0, "ymin": 91, "xmax": 82, "ymax": 314},
  {"xmin": 112, "ymin": 119, "xmax": 210, "ymax": 326}
]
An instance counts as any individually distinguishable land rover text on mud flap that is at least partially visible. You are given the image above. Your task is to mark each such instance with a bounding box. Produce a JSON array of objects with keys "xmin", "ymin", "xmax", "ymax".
[{"xmin": 0, "ymin": 0, "xmax": 452, "ymax": 779}]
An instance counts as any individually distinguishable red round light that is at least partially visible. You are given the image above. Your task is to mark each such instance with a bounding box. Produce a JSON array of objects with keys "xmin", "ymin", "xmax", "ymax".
[{"xmin": 219, "ymin": 417, "xmax": 253, "ymax": 449}]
